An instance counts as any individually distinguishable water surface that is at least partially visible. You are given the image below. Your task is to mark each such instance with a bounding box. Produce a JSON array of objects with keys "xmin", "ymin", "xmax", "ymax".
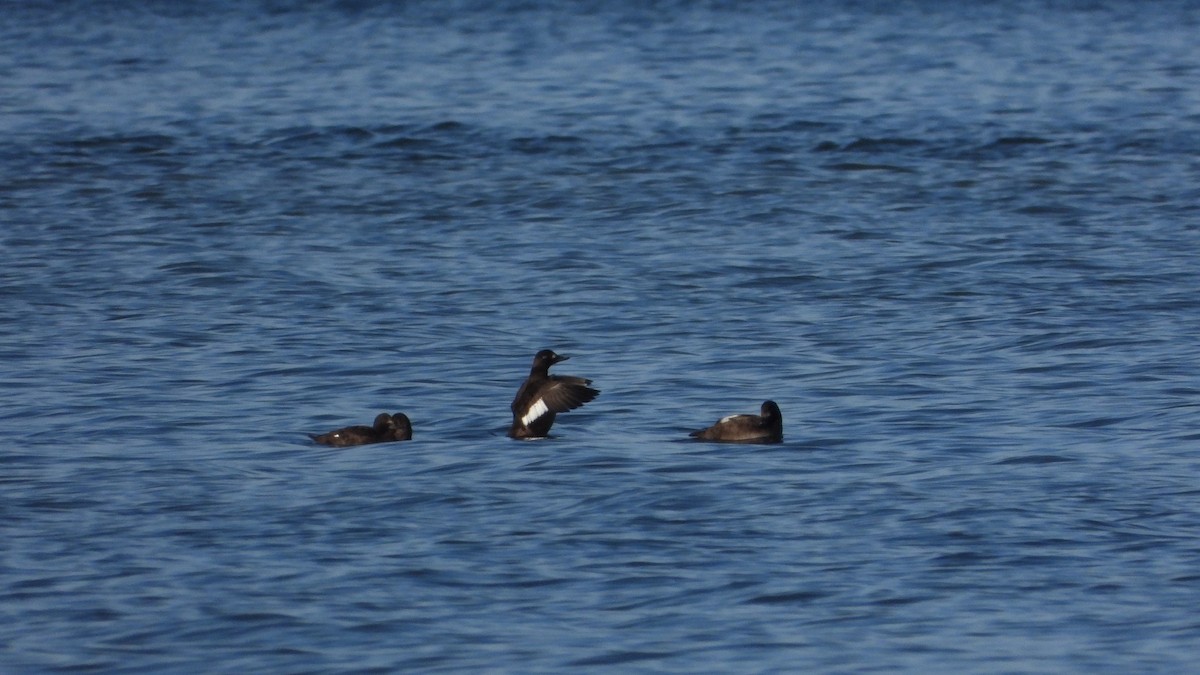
[{"xmin": 2, "ymin": 1, "xmax": 1200, "ymax": 672}]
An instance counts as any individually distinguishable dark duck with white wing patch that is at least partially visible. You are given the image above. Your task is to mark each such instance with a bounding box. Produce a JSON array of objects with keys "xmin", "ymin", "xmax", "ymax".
[
  {"xmin": 689, "ymin": 400, "xmax": 782, "ymax": 443},
  {"xmin": 508, "ymin": 349, "xmax": 599, "ymax": 439}
]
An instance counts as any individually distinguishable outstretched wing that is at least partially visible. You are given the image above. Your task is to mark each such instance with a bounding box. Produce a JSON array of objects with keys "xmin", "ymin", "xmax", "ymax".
[{"xmin": 519, "ymin": 377, "xmax": 599, "ymax": 427}]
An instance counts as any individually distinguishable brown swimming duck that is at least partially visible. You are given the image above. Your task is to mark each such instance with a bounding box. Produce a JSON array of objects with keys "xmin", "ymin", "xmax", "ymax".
[
  {"xmin": 689, "ymin": 400, "xmax": 782, "ymax": 443},
  {"xmin": 310, "ymin": 412, "xmax": 412, "ymax": 447}
]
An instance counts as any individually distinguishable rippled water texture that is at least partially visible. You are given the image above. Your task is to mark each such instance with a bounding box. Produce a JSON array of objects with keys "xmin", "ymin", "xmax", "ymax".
[{"xmin": 3, "ymin": 1, "xmax": 1200, "ymax": 671}]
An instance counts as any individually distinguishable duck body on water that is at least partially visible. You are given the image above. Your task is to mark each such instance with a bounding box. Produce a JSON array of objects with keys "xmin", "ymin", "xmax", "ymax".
[
  {"xmin": 310, "ymin": 412, "xmax": 413, "ymax": 447},
  {"xmin": 689, "ymin": 400, "xmax": 783, "ymax": 444}
]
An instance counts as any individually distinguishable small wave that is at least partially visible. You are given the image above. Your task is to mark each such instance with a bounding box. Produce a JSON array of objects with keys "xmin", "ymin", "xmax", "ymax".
[
  {"xmin": 509, "ymin": 135, "xmax": 588, "ymax": 155},
  {"xmin": 824, "ymin": 162, "xmax": 915, "ymax": 173},
  {"xmin": 931, "ymin": 551, "xmax": 990, "ymax": 566},
  {"xmin": 1059, "ymin": 416, "xmax": 1134, "ymax": 429},
  {"xmin": 261, "ymin": 125, "xmax": 374, "ymax": 147},
  {"xmin": 993, "ymin": 454, "xmax": 1075, "ymax": 465},
  {"xmin": 989, "ymin": 136, "xmax": 1052, "ymax": 147},
  {"xmin": 841, "ymin": 137, "xmax": 924, "ymax": 152},
  {"xmin": 745, "ymin": 590, "xmax": 827, "ymax": 605},
  {"xmin": 569, "ymin": 650, "xmax": 675, "ymax": 667},
  {"xmin": 66, "ymin": 134, "xmax": 176, "ymax": 154}
]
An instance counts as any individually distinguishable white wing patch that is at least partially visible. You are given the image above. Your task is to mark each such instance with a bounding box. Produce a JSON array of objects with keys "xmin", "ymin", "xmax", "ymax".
[{"xmin": 521, "ymin": 398, "xmax": 551, "ymax": 427}]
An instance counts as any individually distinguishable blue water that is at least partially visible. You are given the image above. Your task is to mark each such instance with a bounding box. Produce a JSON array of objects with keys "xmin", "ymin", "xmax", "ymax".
[{"xmin": 3, "ymin": 1, "xmax": 1200, "ymax": 671}]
